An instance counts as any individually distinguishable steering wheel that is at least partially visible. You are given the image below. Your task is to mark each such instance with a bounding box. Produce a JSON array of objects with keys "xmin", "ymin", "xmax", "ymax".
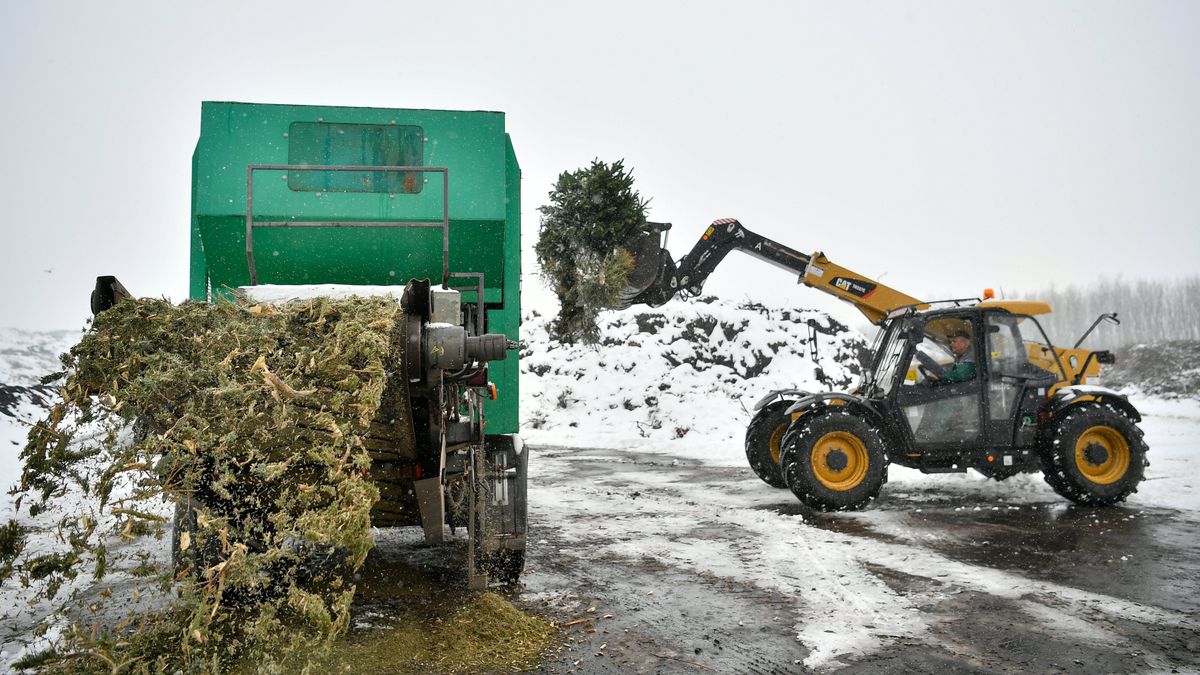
[{"xmin": 915, "ymin": 351, "xmax": 947, "ymax": 377}]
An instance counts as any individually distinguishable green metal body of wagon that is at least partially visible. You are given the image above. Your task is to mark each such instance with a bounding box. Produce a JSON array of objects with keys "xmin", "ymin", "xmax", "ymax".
[{"xmin": 189, "ymin": 101, "xmax": 521, "ymax": 433}]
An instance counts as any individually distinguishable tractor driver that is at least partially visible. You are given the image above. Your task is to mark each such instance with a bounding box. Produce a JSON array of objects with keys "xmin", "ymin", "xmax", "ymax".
[{"xmin": 928, "ymin": 325, "xmax": 975, "ymax": 384}]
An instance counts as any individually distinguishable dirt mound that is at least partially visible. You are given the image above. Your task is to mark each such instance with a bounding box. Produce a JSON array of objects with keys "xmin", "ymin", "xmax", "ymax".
[{"xmin": 1106, "ymin": 340, "xmax": 1200, "ymax": 398}]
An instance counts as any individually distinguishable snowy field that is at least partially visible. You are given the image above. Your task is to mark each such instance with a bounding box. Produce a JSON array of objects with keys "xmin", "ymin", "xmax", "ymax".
[{"xmin": 1, "ymin": 302, "xmax": 1198, "ymax": 671}]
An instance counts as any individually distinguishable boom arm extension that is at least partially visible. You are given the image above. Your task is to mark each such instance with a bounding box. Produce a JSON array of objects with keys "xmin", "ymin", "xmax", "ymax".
[{"xmin": 620, "ymin": 218, "xmax": 922, "ymax": 324}]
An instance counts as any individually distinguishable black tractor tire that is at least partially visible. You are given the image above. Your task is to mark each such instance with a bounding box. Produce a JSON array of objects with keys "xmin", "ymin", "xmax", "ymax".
[
  {"xmin": 744, "ymin": 400, "xmax": 795, "ymax": 489},
  {"xmin": 1039, "ymin": 402, "xmax": 1147, "ymax": 506},
  {"xmin": 779, "ymin": 410, "xmax": 889, "ymax": 511}
]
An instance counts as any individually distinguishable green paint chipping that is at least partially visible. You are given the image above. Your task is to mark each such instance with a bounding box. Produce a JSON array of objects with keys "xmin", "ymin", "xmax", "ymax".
[{"xmin": 14, "ymin": 294, "xmax": 416, "ymax": 672}]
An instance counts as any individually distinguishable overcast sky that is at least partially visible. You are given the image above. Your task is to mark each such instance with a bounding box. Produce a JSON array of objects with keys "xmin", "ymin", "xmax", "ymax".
[{"xmin": 1, "ymin": 1, "xmax": 1197, "ymax": 331}]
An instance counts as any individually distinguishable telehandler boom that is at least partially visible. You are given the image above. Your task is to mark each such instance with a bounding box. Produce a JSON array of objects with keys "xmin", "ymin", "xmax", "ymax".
[{"xmin": 619, "ymin": 217, "xmax": 920, "ymax": 324}]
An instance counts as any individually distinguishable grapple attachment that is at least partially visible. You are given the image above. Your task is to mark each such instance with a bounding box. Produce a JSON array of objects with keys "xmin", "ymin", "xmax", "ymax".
[{"xmin": 616, "ymin": 222, "xmax": 676, "ymax": 309}]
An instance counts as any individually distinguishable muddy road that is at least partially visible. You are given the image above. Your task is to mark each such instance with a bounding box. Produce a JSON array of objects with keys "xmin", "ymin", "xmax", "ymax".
[
  {"xmin": 501, "ymin": 445, "xmax": 1200, "ymax": 674},
  {"xmin": 11, "ymin": 443, "xmax": 1194, "ymax": 673}
]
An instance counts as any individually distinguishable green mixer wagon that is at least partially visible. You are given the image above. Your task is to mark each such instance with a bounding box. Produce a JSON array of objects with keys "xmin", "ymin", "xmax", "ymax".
[{"xmin": 96, "ymin": 101, "xmax": 527, "ymax": 586}]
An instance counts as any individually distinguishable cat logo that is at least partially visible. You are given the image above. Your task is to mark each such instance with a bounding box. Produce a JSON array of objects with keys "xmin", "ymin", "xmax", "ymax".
[{"xmin": 831, "ymin": 276, "xmax": 877, "ymax": 298}]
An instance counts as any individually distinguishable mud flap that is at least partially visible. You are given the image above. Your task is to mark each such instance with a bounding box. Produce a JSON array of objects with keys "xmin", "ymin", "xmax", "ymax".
[
  {"xmin": 483, "ymin": 434, "xmax": 528, "ymax": 550},
  {"xmin": 468, "ymin": 434, "xmax": 528, "ymax": 589},
  {"xmin": 413, "ymin": 477, "xmax": 445, "ymax": 544}
]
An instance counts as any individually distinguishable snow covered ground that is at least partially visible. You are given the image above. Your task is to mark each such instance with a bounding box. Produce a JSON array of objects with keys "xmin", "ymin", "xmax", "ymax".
[{"xmin": 1, "ymin": 300, "xmax": 1198, "ymax": 671}]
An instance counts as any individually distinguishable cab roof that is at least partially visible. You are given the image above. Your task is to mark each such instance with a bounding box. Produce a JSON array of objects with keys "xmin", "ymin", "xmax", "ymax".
[
  {"xmin": 976, "ymin": 300, "xmax": 1052, "ymax": 316},
  {"xmin": 888, "ymin": 299, "xmax": 1054, "ymax": 321}
]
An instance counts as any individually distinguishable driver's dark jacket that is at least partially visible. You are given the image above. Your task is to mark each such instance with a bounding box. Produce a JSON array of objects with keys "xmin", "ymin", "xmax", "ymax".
[{"xmin": 941, "ymin": 351, "xmax": 976, "ymax": 384}]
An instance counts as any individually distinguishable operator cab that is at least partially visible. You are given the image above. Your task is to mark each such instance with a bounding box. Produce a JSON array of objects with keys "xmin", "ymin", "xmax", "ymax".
[{"xmin": 865, "ymin": 304, "xmax": 1065, "ymax": 472}]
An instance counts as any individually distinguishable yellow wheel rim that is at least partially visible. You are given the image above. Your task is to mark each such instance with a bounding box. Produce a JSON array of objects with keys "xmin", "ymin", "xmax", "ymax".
[
  {"xmin": 1074, "ymin": 425, "xmax": 1130, "ymax": 485},
  {"xmin": 811, "ymin": 431, "xmax": 869, "ymax": 491},
  {"xmin": 768, "ymin": 422, "xmax": 788, "ymax": 466}
]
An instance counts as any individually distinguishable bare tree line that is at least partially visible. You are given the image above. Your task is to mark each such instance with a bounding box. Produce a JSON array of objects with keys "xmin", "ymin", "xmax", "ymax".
[{"xmin": 1015, "ymin": 276, "xmax": 1200, "ymax": 351}]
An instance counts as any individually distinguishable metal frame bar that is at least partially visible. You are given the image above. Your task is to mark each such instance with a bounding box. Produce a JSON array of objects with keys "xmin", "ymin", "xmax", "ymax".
[
  {"xmin": 448, "ymin": 272, "xmax": 486, "ymax": 334},
  {"xmin": 245, "ymin": 164, "xmax": 450, "ymax": 285}
]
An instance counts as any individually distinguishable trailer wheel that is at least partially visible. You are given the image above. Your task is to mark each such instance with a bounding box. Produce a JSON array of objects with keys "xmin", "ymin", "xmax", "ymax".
[
  {"xmin": 779, "ymin": 410, "xmax": 888, "ymax": 511},
  {"xmin": 1039, "ymin": 403, "xmax": 1147, "ymax": 506},
  {"xmin": 745, "ymin": 400, "xmax": 794, "ymax": 488}
]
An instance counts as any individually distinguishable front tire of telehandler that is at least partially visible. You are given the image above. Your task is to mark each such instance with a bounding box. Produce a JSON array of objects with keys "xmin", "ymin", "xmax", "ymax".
[
  {"xmin": 780, "ymin": 410, "xmax": 888, "ymax": 511},
  {"xmin": 1039, "ymin": 403, "xmax": 1147, "ymax": 506},
  {"xmin": 745, "ymin": 400, "xmax": 795, "ymax": 489}
]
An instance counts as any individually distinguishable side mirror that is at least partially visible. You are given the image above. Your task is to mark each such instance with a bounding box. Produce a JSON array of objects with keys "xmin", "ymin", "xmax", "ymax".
[
  {"xmin": 1073, "ymin": 312, "xmax": 1121, "ymax": 349},
  {"xmin": 1094, "ymin": 350, "xmax": 1116, "ymax": 365}
]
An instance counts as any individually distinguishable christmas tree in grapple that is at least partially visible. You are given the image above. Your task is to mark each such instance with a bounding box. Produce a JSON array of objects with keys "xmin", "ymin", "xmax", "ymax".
[{"xmin": 536, "ymin": 159, "xmax": 652, "ymax": 343}]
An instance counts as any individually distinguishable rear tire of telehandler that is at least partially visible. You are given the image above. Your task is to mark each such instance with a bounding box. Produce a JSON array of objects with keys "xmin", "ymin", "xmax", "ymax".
[
  {"xmin": 780, "ymin": 410, "xmax": 888, "ymax": 511},
  {"xmin": 745, "ymin": 400, "xmax": 794, "ymax": 489},
  {"xmin": 1039, "ymin": 403, "xmax": 1147, "ymax": 506}
]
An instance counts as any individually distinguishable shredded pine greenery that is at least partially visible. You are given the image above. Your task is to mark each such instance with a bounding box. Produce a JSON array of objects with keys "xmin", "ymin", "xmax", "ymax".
[{"xmin": 13, "ymin": 294, "xmax": 407, "ymax": 672}]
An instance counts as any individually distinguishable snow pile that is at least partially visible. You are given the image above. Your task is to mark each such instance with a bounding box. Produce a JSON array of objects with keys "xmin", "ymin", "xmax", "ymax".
[
  {"xmin": 240, "ymin": 283, "xmax": 406, "ymax": 305},
  {"xmin": 0, "ymin": 329, "xmax": 78, "ymax": 498},
  {"xmin": 0, "ymin": 328, "xmax": 78, "ymax": 388},
  {"xmin": 519, "ymin": 297, "xmax": 869, "ymax": 463}
]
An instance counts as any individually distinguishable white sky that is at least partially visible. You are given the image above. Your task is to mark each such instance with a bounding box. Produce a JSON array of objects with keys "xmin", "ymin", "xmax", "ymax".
[{"xmin": 1, "ymin": 1, "xmax": 1197, "ymax": 331}]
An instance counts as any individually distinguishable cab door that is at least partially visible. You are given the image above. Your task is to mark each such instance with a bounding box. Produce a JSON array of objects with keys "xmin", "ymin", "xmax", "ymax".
[
  {"xmin": 893, "ymin": 315, "xmax": 985, "ymax": 450},
  {"xmin": 981, "ymin": 312, "xmax": 1064, "ymax": 448}
]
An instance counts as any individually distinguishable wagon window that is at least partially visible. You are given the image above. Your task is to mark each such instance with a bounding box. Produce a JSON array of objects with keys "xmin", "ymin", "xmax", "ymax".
[{"xmin": 287, "ymin": 122, "xmax": 424, "ymax": 194}]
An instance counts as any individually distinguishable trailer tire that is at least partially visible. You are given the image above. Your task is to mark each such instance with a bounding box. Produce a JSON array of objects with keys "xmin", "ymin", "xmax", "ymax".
[
  {"xmin": 1039, "ymin": 403, "xmax": 1147, "ymax": 506},
  {"xmin": 780, "ymin": 410, "xmax": 888, "ymax": 511},
  {"xmin": 745, "ymin": 400, "xmax": 794, "ymax": 489}
]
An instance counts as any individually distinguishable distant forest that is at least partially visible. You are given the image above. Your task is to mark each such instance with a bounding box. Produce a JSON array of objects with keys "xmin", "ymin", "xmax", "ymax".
[{"xmin": 1017, "ymin": 276, "xmax": 1200, "ymax": 351}]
